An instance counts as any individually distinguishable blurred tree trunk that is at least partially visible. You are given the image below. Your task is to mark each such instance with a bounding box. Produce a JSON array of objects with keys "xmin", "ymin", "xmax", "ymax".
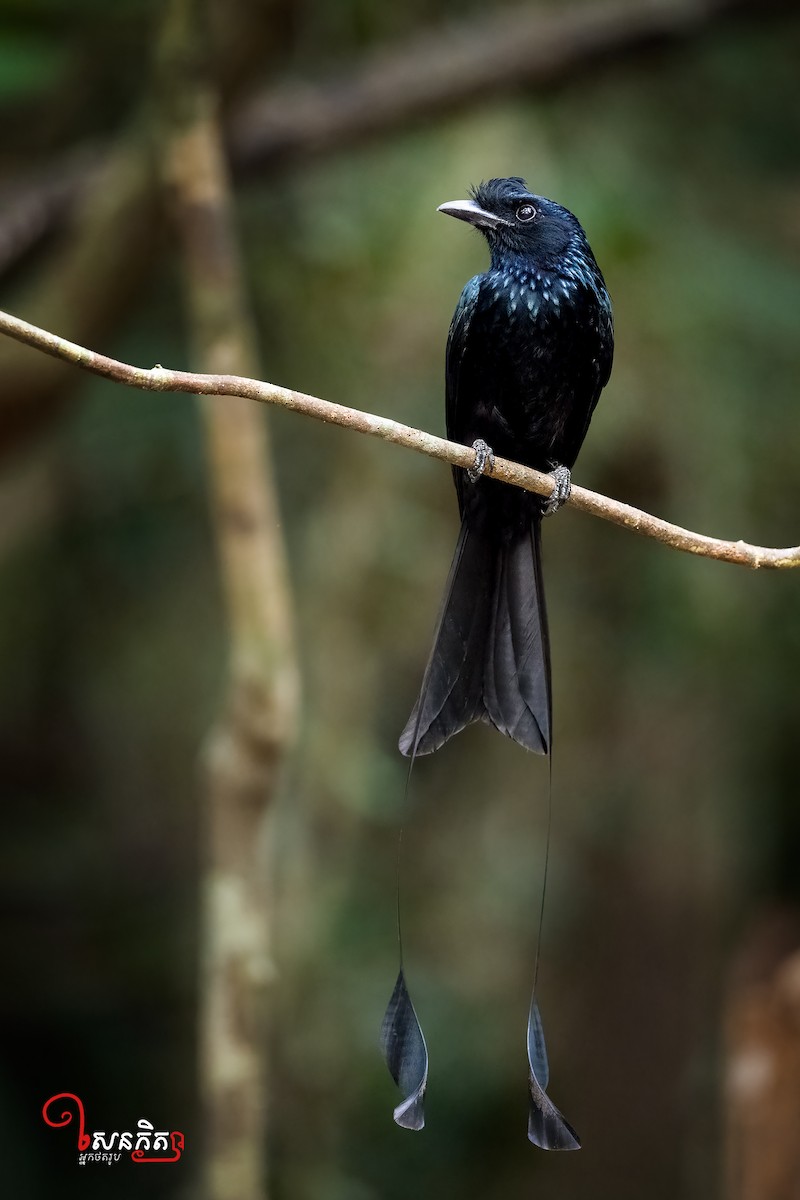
[
  {"xmin": 724, "ymin": 912, "xmax": 800, "ymax": 1200},
  {"xmin": 157, "ymin": 2, "xmax": 299, "ymax": 1197}
]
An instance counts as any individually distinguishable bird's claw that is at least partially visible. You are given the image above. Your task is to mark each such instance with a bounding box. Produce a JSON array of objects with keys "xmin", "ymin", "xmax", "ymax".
[
  {"xmin": 468, "ymin": 438, "xmax": 494, "ymax": 483},
  {"xmin": 544, "ymin": 464, "xmax": 571, "ymax": 515}
]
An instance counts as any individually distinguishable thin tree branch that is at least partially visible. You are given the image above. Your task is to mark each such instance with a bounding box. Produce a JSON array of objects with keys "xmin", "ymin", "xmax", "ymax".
[{"xmin": 0, "ymin": 306, "xmax": 797, "ymax": 570}]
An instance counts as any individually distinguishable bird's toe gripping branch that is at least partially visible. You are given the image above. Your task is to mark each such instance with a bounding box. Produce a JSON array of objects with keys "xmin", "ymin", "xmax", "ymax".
[
  {"xmin": 468, "ymin": 438, "xmax": 495, "ymax": 483},
  {"xmin": 544, "ymin": 464, "xmax": 571, "ymax": 515}
]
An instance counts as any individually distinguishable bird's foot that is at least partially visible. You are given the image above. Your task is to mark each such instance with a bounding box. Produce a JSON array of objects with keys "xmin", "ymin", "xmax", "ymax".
[
  {"xmin": 544, "ymin": 464, "xmax": 571, "ymax": 515},
  {"xmin": 468, "ymin": 438, "xmax": 494, "ymax": 482}
]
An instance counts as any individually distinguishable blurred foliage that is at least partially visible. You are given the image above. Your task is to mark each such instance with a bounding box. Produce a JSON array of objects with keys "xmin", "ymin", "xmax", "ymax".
[
  {"xmin": 0, "ymin": 0, "xmax": 158, "ymax": 156},
  {"xmin": 0, "ymin": 1, "xmax": 799, "ymax": 1198}
]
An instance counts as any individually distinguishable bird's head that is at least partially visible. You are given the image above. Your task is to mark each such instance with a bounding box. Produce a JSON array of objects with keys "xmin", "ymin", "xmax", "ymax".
[{"xmin": 438, "ymin": 177, "xmax": 587, "ymax": 271}]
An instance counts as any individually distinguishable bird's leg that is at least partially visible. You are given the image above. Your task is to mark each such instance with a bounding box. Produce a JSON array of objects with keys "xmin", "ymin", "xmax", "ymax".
[
  {"xmin": 543, "ymin": 464, "xmax": 571, "ymax": 515},
  {"xmin": 468, "ymin": 438, "xmax": 494, "ymax": 482}
]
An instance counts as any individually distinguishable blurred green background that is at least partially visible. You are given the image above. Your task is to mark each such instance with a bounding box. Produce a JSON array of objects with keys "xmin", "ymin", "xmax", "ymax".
[{"xmin": 0, "ymin": 1, "xmax": 799, "ymax": 1197}]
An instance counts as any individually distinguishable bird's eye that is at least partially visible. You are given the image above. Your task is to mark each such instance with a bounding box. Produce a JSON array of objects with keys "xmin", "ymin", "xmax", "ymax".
[{"xmin": 516, "ymin": 204, "xmax": 536, "ymax": 222}]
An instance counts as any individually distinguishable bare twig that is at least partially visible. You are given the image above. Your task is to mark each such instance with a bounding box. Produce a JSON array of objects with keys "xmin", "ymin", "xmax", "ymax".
[
  {"xmin": 157, "ymin": 2, "xmax": 298, "ymax": 1198},
  {"xmin": 0, "ymin": 306, "xmax": 797, "ymax": 570}
]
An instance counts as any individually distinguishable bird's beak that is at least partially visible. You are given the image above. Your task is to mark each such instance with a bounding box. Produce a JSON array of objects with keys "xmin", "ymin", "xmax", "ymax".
[{"xmin": 437, "ymin": 200, "xmax": 507, "ymax": 230}]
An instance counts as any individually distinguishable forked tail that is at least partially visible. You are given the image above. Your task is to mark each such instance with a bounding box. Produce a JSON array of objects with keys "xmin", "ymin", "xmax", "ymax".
[
  {"xmin": 399, "ymin": 506, "xmax": 550, "ymax": 757},
  {"xmin": 389, "ymin": 499, "xmax": 580, "ymax": 1147}
]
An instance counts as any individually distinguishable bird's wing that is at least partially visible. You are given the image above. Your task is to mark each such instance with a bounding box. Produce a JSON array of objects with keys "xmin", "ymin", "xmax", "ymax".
[
  {"xmin": 595, "ymin": 301, "xmax": 614, "ymax": 397},
  {"xmin": 570, "ymin": 294, "xmax": 614, "ymax": 456},
  {"xmin": 444, "ymin": 274, "xmax": 483, "ymax": 515},
  {"xmin": 445, "ymin": 273, "xmax": 482, "ymax": 443}
]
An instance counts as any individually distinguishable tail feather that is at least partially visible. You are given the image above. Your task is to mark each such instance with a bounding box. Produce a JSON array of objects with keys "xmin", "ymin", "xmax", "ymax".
[
  {"xmin": 399, "ymin": 510, "xmax": 550, "ymax": 757},
  {"xmin": 487, "ymin": 519, "xmax": 550, "ymax": 750},
  {"xmin": 399, "ymin": 519, "xmax": 492, "ymax": 756}
]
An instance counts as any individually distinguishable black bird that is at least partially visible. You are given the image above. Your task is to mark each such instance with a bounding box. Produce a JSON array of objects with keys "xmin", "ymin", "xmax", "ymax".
[
  {"xmin": 399, "ymin": 177, "xmax": 613, "ymax": 758},
  {"xmin": 383, "ymin": 179, "xmax": 613, "ymax": 1149}
]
